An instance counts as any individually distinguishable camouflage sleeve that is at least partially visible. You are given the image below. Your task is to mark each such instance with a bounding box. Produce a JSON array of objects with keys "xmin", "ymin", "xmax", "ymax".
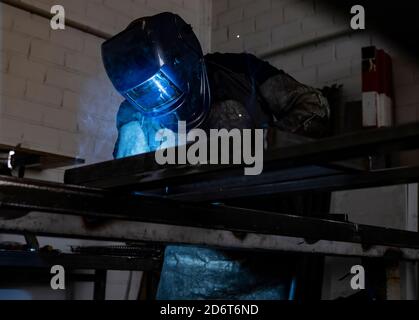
[{"xmin": 259, "ymin": 73, "xmax": 331, "ymax": 138}]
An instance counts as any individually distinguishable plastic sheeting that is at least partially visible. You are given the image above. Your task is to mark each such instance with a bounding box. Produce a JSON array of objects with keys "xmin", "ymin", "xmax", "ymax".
[{"xmin": 157, "ymin": 246, "xmax": 294, "ymax": 300}]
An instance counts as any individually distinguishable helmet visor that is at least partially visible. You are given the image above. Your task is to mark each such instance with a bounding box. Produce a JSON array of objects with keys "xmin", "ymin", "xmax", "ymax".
[{"xmin": 125, "ymin": 70, "xmax": 184, "ymax": 115}]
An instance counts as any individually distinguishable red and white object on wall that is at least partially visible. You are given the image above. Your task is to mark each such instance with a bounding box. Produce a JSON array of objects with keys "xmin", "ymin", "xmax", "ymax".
[{"xmin": 362, "ymin": 46, "xmax": 394, "ymax": 128}]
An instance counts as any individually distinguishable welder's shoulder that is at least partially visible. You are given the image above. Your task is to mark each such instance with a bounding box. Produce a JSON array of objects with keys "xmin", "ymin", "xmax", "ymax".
[
  {"xmin": 205, "ymin": 52, "xmax": 260, "ymax": 64},
  {"xmin": 205, "ymin": 52, "xmax": 283, "ymax": 84}
]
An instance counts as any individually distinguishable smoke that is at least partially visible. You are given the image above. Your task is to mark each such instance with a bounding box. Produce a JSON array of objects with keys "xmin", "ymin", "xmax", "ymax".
[{"xmin": 74, "ymin": 75, "xmax": 120, "ymax": 164}]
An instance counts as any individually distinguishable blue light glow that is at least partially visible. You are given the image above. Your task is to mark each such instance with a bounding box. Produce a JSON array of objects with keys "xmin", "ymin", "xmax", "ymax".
[
  {"xmin": 125, "ymin": 70, "xmax": 182, "ymax": 114},
  {"xmin": 115, "ymin": 121, "xmax": 151, "ymax": 158}
]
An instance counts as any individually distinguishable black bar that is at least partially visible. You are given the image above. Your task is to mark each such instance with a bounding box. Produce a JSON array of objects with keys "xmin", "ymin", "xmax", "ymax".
[
  {"xmin": 94, "ymin": 270, "xmax": 107, "ymax": 301},
  {"xmin": 169, "ymin": 167, "xmax": 419, "ymax": 202},
  {"xmin": 0, "ymin": 251, "xmax": 160, "ymax": 271},
  {"xmin": 0, "ymin": 268, "xmax": 96, "ymax": 285}
]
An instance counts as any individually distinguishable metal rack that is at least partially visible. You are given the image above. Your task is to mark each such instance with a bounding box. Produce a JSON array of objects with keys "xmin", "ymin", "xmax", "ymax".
[
  {"xmin": 0, "ymin": 123, "xmax": 418, "ymax": 260},
  {"xmin": 1, "ymin": 123, "xmax": 419, "ymax": 300}
]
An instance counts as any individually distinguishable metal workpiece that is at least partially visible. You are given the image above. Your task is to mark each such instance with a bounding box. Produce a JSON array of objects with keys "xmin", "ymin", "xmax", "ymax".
[
  {"xmin": 62, "ymin": 128, "xmax": 337, "ymax": 190},
  {"xmin": 64, "ymin": 123, "xmax": 419, "ymax": 192}
]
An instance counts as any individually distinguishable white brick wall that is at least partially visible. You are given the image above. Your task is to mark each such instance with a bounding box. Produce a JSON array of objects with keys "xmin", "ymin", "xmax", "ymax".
[
  {"xmin": 212, "ymin": 0, "xmax": 419, "ymax": 125},
  {"xmin": 0, "ymin": 1, "xmax": 211, "ymax": 181}
]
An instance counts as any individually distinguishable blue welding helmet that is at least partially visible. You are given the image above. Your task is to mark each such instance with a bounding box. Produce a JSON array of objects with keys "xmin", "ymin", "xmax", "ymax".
[{"xmin": 102, "ymin": 12, "xmax": 210, "ymax": 131}]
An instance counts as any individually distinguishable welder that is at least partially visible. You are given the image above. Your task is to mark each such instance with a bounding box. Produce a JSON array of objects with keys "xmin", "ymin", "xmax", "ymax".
[{"xmin": 102, "ymin": 12, "xmax": 330, "ymax": 300}]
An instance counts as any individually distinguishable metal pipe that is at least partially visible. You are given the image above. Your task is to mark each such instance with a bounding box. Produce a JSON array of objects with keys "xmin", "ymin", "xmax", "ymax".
[
  {"xmin": 258, "ymin": 29, "xmax": 358, "ymax": 60},
  {"xmin": 0, "ymin": 0, "xmax": 112, "ymax": 40}
]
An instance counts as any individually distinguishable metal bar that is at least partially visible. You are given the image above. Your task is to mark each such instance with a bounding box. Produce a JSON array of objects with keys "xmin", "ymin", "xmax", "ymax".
[
  {"xmin": 2, "ymin": 212, "xmax": 419, "ymax": 261},
  {"xmin": 158, "ymin": 165, "xmax": 344, "ymax": 201},
  {"xmin": 0, "ymin": 0, "xmax": 112, "ymax": 40},
  {"xmin": 64, "ymin": 128, "xmax": 317, "ymax": 189},
  {"xmin": 64, "ymin": 123, "xmax": 419, "ymax": 190},
  {"xmin": 3, "ymin": 176, "xmax": 419, "ymax": 250},
  {"xmin": 0, "ymin": 143, "xmax": 84, "ymax": 170},
  {"xmin": 0, "ymin": 268, "xmax": 95, "ymax": 285},
  {"xmin": 169, "ymin": 167, "xmax": 419, "ymax": 202},
  {"xmin": 0, "ymin": 251, "xmax": 160, "ymax": 271},
  {"xmin": 258, "ymin": 29, "xmax": 357, "ymax": 60},
  {"xmin": 94, "ymin": 270, "xmax": 107, "ymax": 300}
]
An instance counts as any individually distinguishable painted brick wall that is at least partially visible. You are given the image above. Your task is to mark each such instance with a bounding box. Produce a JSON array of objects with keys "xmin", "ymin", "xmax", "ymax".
[
  {"xmin": 0, "ymin": 0, "xmax": 211, "ymax": 181},
  {"xmin": 212, "ymin": 0, "xmax": 419, "ymax": 125}
]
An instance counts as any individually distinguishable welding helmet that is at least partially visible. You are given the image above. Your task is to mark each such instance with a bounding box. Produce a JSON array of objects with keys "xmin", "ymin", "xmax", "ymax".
[{"xmin": 102, "ymin": 12, "xmax": 210, "ymax": 131}]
